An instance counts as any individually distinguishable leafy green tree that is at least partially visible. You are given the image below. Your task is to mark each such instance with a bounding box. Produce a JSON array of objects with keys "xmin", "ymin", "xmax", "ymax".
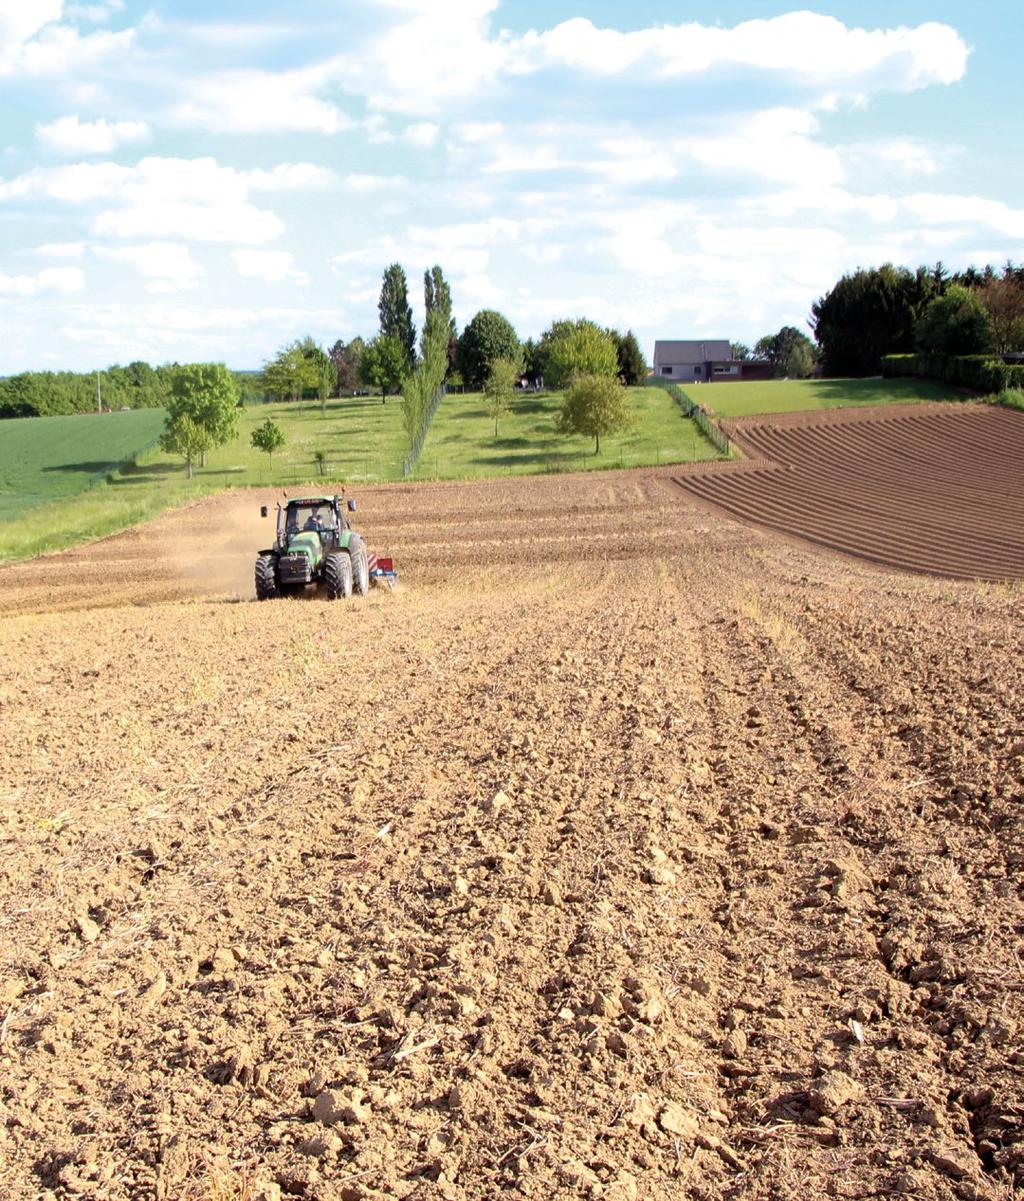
[
  {"xmin": 558, "ymin": 373, "xmax": 634, "ymax": 454},
  {"xmin": 915, "ymin": 285, "xmax": 997, "ymax": 355},
  {"xmin": 811, "ymin": 264, "xmax": 941, "ymax": 376},
  {"xmin": 167, "ymin": 362, "xmax": 239, "ymax": 466},
  {"xmin": 160, "ymin": 412, "xmax": 211, "ymax": 479},
  {"xmin": 483, "ymin": 357, "xmax": 519, "ymax": 437},
  {"xmin": 360, "ymin": 334, "xmax": 408, "ymax": 403},
  {"xmin": 313, "ymin": 449, "xmax": 329, "ymax": 476},
  {"xmin": 521, "ymin": 337, "xmax": 541, "ymax": 386},
  {"xmin": 424, "ymin": 266, "xmax": 456, "ymax": 343},
  {"xmin": 542, "ymin": 319, "xmax": 618, "ymax": 390},
  {"xmin": 612, "ymin": 329, "xmax": 647, "ymax": 385},
  {"xmin": 251, "ymin": 417, "xmax": 285, "ymax": 468},
  {"xmin": 378, "ymin": 263, "xmax": 416, "ymax": 370},
  {"xmin": 261, "ymin": 343, "xmax": 314, "ymax": 402},
  {"xmin": 755, "ymin": 326, "xmax": 816, "ymax": 378},
  {"xmin": 456, "ymin": 310, "xmax": 521, "ymax": 390},
  {"xmin": 730, "ymin": 342, "xmax": 751, "ymax": 361}
]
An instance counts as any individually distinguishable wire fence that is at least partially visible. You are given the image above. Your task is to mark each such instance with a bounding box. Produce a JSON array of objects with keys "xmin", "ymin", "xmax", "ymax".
[{"xmin": 646, "ymin": 377, "xmax": 734, "ymax": 457}]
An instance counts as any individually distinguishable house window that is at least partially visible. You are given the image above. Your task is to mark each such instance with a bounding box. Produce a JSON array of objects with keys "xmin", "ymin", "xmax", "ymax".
[
  {"xmin": 694, "ymin": 366, "xmax": 702, "ymax": 376},
  {"xmin": 662, "ymin": 366, "xmax": 673, "ymax": 375}
]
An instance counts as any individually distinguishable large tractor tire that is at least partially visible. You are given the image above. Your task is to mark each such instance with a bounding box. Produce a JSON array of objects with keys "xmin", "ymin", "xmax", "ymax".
[
  {"xmin": 325, "ymin": 550, "xmax": 353, "ymax": 600},
  {"xmin": 349, "ymin": 537, "xmax": 370, "ymax": 596},
  {"xmin": 255, "ymin": 553, "xmax": 280, "ymax": 600}
]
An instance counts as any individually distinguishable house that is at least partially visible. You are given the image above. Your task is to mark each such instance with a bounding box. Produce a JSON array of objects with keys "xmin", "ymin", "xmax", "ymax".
[{"xmin": 653, "ymin": 340, "xmax": 773, "ymax": 384}]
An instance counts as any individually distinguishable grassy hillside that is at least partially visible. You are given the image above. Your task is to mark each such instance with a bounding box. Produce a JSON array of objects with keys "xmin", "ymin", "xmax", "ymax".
[
  {"xmin": 687, "ymin": 376, "xmax": 963, "ymax": 418},
  {"xmin": 0, "ymin": 409, "xmax": 166, "ymax": 521},
  {"xmin": 419, "ymin": 386, "xmax": 720, "ymax": 478}
]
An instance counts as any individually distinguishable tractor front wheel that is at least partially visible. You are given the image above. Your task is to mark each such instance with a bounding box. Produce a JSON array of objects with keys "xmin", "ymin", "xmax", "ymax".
[
  {"xmin": 255, "ymin": 553, "xmax": 279, "ymax": 600},
  {"xmin": 325, "ymin": 550, "xmax": 353, "ymax": 600},
  {"xmin": 349, "ymin": 538, "xmax": 370, "ymax": 596}
]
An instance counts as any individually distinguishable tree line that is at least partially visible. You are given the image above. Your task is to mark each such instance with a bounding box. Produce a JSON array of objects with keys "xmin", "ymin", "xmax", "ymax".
[{"xmin": 811, "ymin": 261, "xmax": 1024, "ymax": 377}]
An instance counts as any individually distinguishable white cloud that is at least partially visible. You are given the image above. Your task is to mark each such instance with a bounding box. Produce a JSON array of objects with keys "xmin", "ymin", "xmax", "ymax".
[
  {"xmin": 515, "ymin": 14, "xmax": 968, "ymax": 93},
  {"xmin": 403, "ymin": 122, "xmax": 439, "ymax": 148},
  {"xmin": 5, "ymin": 22, "xmax": 134, "ymax": 76},
  {"xmin": 95, "ymin": 241, "xmax": 202, "ymax": 293},
  {"xmin": 0, "ymin": 156, "xmax": 330, "ymax": 245},
  {"xmin": 167, "ymin": 66, "xmax": 352, "ymax": 134},
  {"xmin": 0, "ymin": 2, "xmax": 62, "ymax": 69},
  {"xmin": 37, "ymin": 114, "xmax": 150, "ymax": 155},
  {"xmin": 233, "ymin": 249, "xmax": 307, "ymax": 285},
  {"xmin": 333, "ymin": 10, "xmax": 968, "ymax": 113},
  {"xmin": 0, "ymin": 266, "xmax": 85, "ymax": 296},
  {"xmin": 37, "ymin": 241, "xmax": 86, "ymax": 259},
  {"xmin": 841, "ymin": 137, "xmax": 956, "ymax": 178},
  {"xmin": 341, "ymin": 174, "xmax": 408, "ymax": 193}
]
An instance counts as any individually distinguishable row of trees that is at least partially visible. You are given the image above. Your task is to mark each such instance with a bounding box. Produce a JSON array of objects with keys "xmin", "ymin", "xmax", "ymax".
[
  {"xmin": 811, "ymin": 262, "xmax": 1024, "ymax": 376},
  {"xmin": 0, "ymin": 361, "xmax": 183, "ymax": 419}
]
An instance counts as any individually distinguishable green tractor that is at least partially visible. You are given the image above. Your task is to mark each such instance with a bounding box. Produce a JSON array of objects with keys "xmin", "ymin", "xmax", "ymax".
[{"xmin": 255, "ymin": 493, "xmax": 396, "ymax": 601}]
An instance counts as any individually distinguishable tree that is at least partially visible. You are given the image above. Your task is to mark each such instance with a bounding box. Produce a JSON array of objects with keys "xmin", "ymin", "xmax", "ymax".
[
  {"xmin": 251, "ymin": 417, "xmax": 285, "ymax": 468},
  {"xmin": 756, "ymin": 326, "xmax": 816, "ymax": 378},
  {"xmin": 730, "ymin": 342, "xmax": 751, "ymax": 361},
  {"xmin": 378, "ymin": 263, "xmax": 416, "ymax": 370},
  {"xmin": 423, "ymin": 266, "xmax": 455, "ymax": 342},
  {"xmin": 612, "ymin": 329, "xmax": 647, "ymax": 385},
  {"xmin": 977, "ymin": 273, "xmax": 1024, "ymax": 352},
  {"xmin": 403, "ymin": 272, "xmax": 453, "ymax": 451},
  {"xmin": 541, "ymin": 319, "xmax": 618, "ymax": 390},
  {"xmin": 915, "ymin": 285, "xmax": 997, "ymax": 356},
  {"xmin": 261, "ymin": 342, "xmax": 315, "ymax": 402},
  {"xmin": 330, "ymin": 337, "xmax": 365, "ymax": 393},
  {"xmin": 811, "ymin": 264, "xmax": 941, "ymax": 376},
  {"xmin": 456, "ymin": 310, "xmax": 521, "ymax": 391},
  {"xmin": 160, "ymin": 412, "xmax": 211, "ymax": 479},
  {"xmin": 558, "ymin": 373, "xmax": 634, "ymax": 454},
  {"xmin": 166, "ymin": 362, "xmax": 239, "ymax": 466},
  {"xmin": 298, "ymin": 341, "xmax": 335, "ymax": 415},
  {"xmin": 359, "ymin": 334, "xmax": 408, "ymax": 403},
  {"xmin": 484, "ymin": 358, "xmax": 519, "ymax": 438}
]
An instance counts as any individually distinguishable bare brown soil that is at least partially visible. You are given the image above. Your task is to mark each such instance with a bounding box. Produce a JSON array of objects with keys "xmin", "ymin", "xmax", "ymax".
[
  {"xmin": 0, "ymin": 469, "xmax": 1022, "ymax": 1201},
  {"xmin": 673, "ymin": 404, "xmax": 1024, "ymax": 580}
]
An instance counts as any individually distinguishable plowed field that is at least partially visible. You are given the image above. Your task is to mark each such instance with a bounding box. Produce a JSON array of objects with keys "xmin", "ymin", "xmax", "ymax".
[
  {"xmin": 1, "ymin": 470, "xmax": 1022, "ymax": 1201},
  {"xmin": 673, "ymin": 403, "xmax": 1024, "ymax": 580}
]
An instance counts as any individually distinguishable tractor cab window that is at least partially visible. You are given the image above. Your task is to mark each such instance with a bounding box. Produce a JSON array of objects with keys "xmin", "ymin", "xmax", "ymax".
[{"xmin": 288, "ymin": 505, "xmax": 336, "ymax": 534}]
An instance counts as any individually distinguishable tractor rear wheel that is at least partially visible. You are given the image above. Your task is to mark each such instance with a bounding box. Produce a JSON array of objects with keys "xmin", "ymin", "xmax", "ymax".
[
  {"xmin": 325, "ymin": 550, "xmax": 353, "ymax": 600},
  {"xmin": 255, "ymin": 553, "xmax": 279, "ymax": 600},
  {"xmin": 349, "ymin": 538, "xmax": 369, "ymax": 596}
]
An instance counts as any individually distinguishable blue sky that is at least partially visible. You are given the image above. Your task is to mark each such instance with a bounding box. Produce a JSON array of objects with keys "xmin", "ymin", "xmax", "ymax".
[{"xmin": 1, "ymin": 1, "xmax": 1021, "ymax": 372}]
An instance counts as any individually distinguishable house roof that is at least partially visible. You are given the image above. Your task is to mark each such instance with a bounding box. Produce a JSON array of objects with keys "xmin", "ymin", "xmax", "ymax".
[{"xmin": 653, "ymin": 340, "xmax": 732, "ymax": 366}]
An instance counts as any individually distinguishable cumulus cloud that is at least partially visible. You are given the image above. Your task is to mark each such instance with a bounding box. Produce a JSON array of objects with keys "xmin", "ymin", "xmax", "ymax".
[
  {"xmin": 167, "ymin": 66, "xmax": 352, "ymax": 134},
  {"xmin": 95, "ymin": 241, "xmax": 202, "ymax": 292},
  {"xmin": 37, "ymin": 114, "xmax": 150, "ymax": 155},
  {"xmin": 232, "ymin": 249, "xmax": 307, "ymax": 285},
  {"xmin": 332, "ymin": 9, "xmax": 968, "ymax": 113},
  {"xmin": 515, "ymin": 14, "xmax": 968, "ymax": 92},
  {"xmin": 37, "ymin": 241, "xmax": 86, "ymax": 259},
  {"xmin": 0, "ymin": 156, "xmax": 330, "ymax": 245},
  {"xmin": 0, "ymin": 266, "xmax": 85, "ymax": 296}
]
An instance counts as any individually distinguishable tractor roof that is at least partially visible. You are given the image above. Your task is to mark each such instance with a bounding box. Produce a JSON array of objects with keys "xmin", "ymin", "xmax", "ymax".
[{"xmin": 285, "ymin": 495, "xmax": 339, "ymax": 507}]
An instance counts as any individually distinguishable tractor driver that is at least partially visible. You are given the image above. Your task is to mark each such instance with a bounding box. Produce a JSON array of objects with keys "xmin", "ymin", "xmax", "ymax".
[{"xmin": 303, "ymin": 509, "xmax": 323, "ymax": 532}]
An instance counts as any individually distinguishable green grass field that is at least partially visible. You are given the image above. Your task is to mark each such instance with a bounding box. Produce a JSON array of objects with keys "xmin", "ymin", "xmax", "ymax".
[
  {"xmin": 418, "ymin": 386, "xmax": 720, "ymax": 478},
  {"xmin": 685, "ymin": 376, "xmax": 963, "ymax": 418},
  {"xmin": 0, "ymin": 408, "xmax": 166, "ymax": 522}
]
